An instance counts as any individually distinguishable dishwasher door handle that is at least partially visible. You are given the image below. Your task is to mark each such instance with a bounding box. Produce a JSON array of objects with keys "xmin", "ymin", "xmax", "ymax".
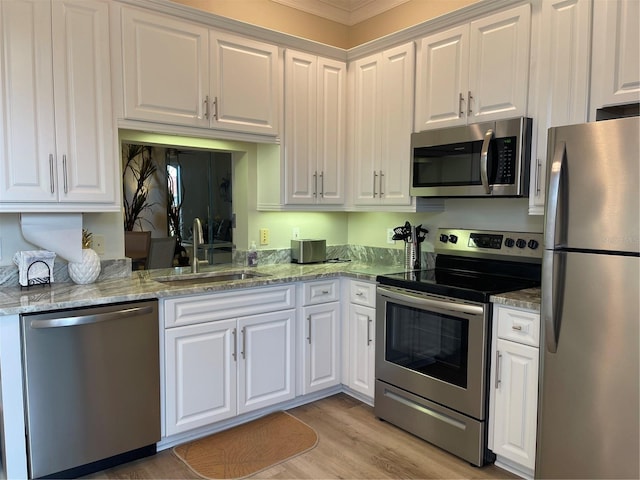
[{"xmin": 29, "ymin": 305, "xmax": 154, "ymax": 329}]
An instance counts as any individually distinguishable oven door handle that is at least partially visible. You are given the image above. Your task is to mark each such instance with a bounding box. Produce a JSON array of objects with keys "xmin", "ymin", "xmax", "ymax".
[{"xmin": 378, "ymin": 287, "xmax": 484, "ymax": 316}]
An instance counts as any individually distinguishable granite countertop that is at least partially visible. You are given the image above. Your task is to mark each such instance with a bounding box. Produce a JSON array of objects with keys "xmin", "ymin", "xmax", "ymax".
[
  {"xmin": 0, "ymin": 262, "xmax": 406, "ymax": 316},
  {"xmin": 491, "ymin": 287, "xmax": 541, "ymax": 312}
]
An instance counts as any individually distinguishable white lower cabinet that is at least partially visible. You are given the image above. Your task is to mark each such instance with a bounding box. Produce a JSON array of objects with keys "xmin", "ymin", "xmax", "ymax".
[
  {"xmin": 489, "ymin": 305, "xmax": 540, "ymax": 477},
  {"xmin": 344, "ymin": 280, "xmax": 376, "ymax": 401},
  {"xmin": 163, "ymin": 285, "xmax": 295, "ymax": 436},
  {"xmin": 298, "ymin": 280, "xmax": 341, "ymax": 395}
]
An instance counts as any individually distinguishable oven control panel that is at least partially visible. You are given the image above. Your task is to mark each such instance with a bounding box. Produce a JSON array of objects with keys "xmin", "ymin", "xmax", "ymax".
[{"xmin": 436, "ymin": 228, "xmax": 543, "ymax": 260}]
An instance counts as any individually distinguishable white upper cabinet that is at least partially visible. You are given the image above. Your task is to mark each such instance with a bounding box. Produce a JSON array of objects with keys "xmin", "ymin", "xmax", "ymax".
[
  {"xmin": 210, "ymin": 32, "xmax": 280, "ymax": 135},
  {"xmin": 589, "ymin": 0, "xmax": 640, "ymax": 117},
  {"xmin": 528, "ymin": 0, "xmax": 591, "ymax": 214},
  {"xmin": 284, "ymin": 50, "xmax": 346, "ymax": 205},
  {"xmin": 351, "ymin": 42, "xmax": 415, "ymax": 206},
  {"xmin": 0, "ymin": 0, "xmax": 117, "ymax": 211},
  {"xmin": 415, "ymin": 4, "xmax": 531, "ymax": 131},
  {"xmin": 121, "ymin": 6, "xmax": 280, "ymax": 136},
  {"xmin": 121, "ymin": 7, "xmax": 209, "ymax": 128}
]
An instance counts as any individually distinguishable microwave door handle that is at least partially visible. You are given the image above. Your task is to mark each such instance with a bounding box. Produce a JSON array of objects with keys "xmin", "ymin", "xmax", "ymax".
[{"xmin": 480, "ymin": 128, "xmax": 494, "ymax": 194}]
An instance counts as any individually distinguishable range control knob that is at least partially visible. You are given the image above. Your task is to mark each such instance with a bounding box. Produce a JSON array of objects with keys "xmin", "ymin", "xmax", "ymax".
[
  {"xmin": 528, "ymin": 239, "xmax": 539, "ymax": 250},
  {"xmin": 504, "ymin": 238, "xmax": 515, "ymax": 248},
  {"xmin": 448, "ymin": 234, "xmax": 458, "ymax": 244},
  {"xmin": 516, "ymin": 239, "xmax": 527, "ymax": 249},
  {"xmin": 439, "ymin": 234, "xmax": 449, "ymax": 243}
]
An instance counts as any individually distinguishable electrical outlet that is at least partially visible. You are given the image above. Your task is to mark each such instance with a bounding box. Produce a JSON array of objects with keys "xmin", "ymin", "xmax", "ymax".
[
  {"xmin": 292, "ymin": 227, "xmax": 300, "ymax": 240},
  {"xmin": 259, "ymin": 228, "xmax": 269, "ymax": 245},
  {"xmin": 386, "ymin": 228, "xmax": 395, "ymax": 244},
  {"xmin": 93, "ymin": 234, "xmax": 105, "ymax": 255}
]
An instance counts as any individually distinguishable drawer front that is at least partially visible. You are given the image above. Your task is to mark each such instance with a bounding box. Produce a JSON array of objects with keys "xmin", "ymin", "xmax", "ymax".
[
  {"xmin": 349, "ymin": 280, "xmax": 376, "ymax": 307},
  {"xmin": 496, "ymin": 306, "xmax": 540, "ymax": 347},
  {"xmin": 303, "ymin": 279, "xmax": 339, "ymax": 305},
  {"xmin": 164, "ymin": 284, "xmax": 295, "ymax": 327}
]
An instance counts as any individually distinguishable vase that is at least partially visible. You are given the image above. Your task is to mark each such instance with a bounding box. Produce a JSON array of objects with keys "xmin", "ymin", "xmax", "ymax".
[{"xmin": 68, "ymin": 248, "xmax": 101, "ymax": 285}]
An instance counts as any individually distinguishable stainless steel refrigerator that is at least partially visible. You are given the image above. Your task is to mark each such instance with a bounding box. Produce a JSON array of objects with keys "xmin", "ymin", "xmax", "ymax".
[{"xmin": 537, "ymin": 115, "xmax": 640, "ymax": 478}]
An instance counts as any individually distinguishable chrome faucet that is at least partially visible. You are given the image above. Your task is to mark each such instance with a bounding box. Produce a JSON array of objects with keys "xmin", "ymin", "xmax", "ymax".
[{"xmin": 192, "ymin": 217, "xmax": 204, "ymax": 273}]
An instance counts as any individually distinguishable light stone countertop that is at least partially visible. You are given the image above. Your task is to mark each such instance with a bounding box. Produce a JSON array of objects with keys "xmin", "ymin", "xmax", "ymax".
[
  {"xmin": 0, "ymin": 262, "xmax": 407, "ymax": 316},
  {"xmin": 491, "ymin": 287, "xmax": 541, "ymax": 312}
]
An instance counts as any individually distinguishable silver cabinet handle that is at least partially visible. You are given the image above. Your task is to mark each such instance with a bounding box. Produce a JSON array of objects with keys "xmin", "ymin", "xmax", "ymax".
[
  {"xmin": 355, "ymin": 291, "xmax": 364, "ymax": 297},
  {"xmin": 366, "ymin": 316, "xmax": 372, "ymax": 345},
  {"xmin": 495, "ymin": 350, "xmax": 502, "ymax": 388},
  {"xmin": 29, "ymin": 306, "xmax": 153, "ymax": 329},
  {"xmin": 307, "ymin": 315, "xmax": 312, "ymax": 344},
  {"xmin": 379, "ymin": 171, "xmax": 384, "ymax": 197},
  {"xmin": 232, "ymin": 327, "xmax": 237, "ymax": 361},
  {"xmin": 467, "ymin": 90, "xmax": 473, "ymax": 115},
  {"xmin": 62, "ymin": 154, "xmax": 68, "ymax": 194},
  {"xmin": 535, "ymin": 158, "xmax": 542, "ymax": 195},
  {"xmin": 319, "ymin": 171, "xmax": 324, "ymax": 198},
  {"xmin": 373, "ymin": 171, "xmax": 378, "ymax": 197},
  {"xmin": 313, "ymin": 171, "xmax": 318, "ymax": 197},
  {"xmin": 213, "ymin": 96, "xmax": 219, "ymax": 121},
  {"xmin": 512, "ymin": 324, "xmax": 523, "ymax": 331},
  {"xmin": 459, "ymin": 92, "xmax": 464, "ymax": 116},
  {"xmin": 49, "ymin": 154, "xmax": 55, "ymax": 194},
  {"xmin": 480, "ymin": 129, "xmax": 494, "ymax": 194},
  {"xmin": 203, "ymin": 95, "xmax": 210, "ymax": 119},
  {"xmin": 241, "ymin": 326, "xmax": 246, "ymax": 359}
]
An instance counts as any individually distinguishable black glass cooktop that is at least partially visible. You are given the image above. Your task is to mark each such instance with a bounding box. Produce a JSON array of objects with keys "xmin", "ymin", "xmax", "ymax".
[{"xmin": 377, "ymin": 269, "xmax": 540, "ymax": 303}]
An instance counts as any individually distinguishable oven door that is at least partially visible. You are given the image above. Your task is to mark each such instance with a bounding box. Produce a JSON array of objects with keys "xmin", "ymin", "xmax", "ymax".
[{"xmin": 376, "ymin": 286, "xmax": 489, "ymax": 420}]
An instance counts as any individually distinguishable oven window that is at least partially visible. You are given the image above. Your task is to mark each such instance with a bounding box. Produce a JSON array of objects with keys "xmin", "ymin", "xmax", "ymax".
[{"xmin": 385, "ymin": 302, "xmax": 469, "ymax": 388}]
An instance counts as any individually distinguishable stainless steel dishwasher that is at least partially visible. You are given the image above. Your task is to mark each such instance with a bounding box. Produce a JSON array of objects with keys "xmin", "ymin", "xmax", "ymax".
[{"xmin": 20, "ymin": 300, "xmax": 160, "ymax": 479}]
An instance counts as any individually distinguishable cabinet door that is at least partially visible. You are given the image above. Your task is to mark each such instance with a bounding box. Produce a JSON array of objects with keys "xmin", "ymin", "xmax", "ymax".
[
  {"xmin": 52, "ymin": 0, "xmax": 116, "ymax": 204},
  {"xmin": 530, "ymin": 0, "xmax": 591, "ymax": 212},
  {"xmin": 492, "ymin": 338, "xmax": 538, "ymax": 471},
  {"xmin": 301, "ymin": 303, "xmax": 340, "ymax": 395},
  {"xmin": 348, "ymin": 304, "xmax": 375, "ymax": 399},
  {"xmin": 165, "ymin": 319, "xmax": 237, "ymax": 435},
  {"xmin": 351, "ymin": 54, "xmax": 380, "ymax": 205},
  {"xmin": 237, "ymin": 310, "xmax": 295, "ymax": 414},
  {"xmin": 590, "ymin": 0, "xmax": 640, "ymax": 115},
  {"xmin": 468, "ymin": 4, "xmax": 531, "ymax": 123},
  {"xmin": 0, "ymin": 0, "xmax": 56, "ymax": 202},
  {"xmin": 379, "ymin": 42, "xmax": 414, "ymax": 205},
  {"xmin": 211, "ymin": 31, "xmax": 279, "ymax": 135},
  {"xmin": 284, "ymin": 50, "xmax": 317, "ymax": 204},
  {"xmin": 121, "ymin": 7, "xmax": 209, "ymax": 127},
  {"xmin": 415, "ymin": 24, "xmax": 469, "ymax": 130},
  {"xmin": 316, "ymin": 57, "xmax": 346, "ymax": 204}
]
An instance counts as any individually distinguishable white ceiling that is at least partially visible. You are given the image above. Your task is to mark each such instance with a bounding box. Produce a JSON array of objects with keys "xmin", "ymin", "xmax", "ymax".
[{"xmin": 271, "ymin": 0, "xmax": 410, "ymax": 26}]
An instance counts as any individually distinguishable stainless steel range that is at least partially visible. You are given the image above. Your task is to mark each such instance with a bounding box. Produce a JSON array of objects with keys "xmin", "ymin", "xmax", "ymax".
[{"xmin": 375, "ymin": 228, "xmax": 542, "ymax": 466}]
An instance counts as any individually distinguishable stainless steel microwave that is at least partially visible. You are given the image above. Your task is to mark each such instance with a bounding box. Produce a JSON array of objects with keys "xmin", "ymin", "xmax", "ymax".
[{"xmin": 410, "ymin": 117, "xmax": 532, "ymax": 197}]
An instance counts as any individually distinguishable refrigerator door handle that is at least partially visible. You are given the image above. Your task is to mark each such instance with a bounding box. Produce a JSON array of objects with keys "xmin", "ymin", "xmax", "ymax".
[
  {"xmin": 542, "ymin": 249, "xmax": 565, "ymax": 353},
  {"xmin": 544, "ymin": 141, "xmax": 566, "ymax": 249}
]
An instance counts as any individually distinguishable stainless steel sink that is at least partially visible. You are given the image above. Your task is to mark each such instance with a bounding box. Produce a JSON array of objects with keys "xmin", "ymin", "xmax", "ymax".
[{"xmin": 154, "ymin": 270, "xmax": 269, "ymax": 287}]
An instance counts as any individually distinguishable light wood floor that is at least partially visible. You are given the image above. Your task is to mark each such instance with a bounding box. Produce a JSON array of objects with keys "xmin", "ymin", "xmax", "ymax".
[{"xmin": 86, "ymin": 393, "xmax": 518, "ymax": 479}]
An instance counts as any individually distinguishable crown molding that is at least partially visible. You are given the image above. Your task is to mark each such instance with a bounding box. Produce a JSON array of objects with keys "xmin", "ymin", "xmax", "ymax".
[{"xmin": 270, "ymin": 0, "xmax": 410, "ymax": 26}]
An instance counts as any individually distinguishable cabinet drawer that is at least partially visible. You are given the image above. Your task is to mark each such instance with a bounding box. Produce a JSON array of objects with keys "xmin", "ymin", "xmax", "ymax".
[
  {"xmin": 164, "ymin": 284, "xmax": 295, "ymax": 327},
  {"xmin": 303, "ymin": 279, "xmax": 339, "ymax": 305},
  {"xmin": 349, "ymin": 280, "xmax": 376, "ymax": 307},
  {"xmin": 495, "ymin": 306, "xmax": 540, "ymax": 347}
]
